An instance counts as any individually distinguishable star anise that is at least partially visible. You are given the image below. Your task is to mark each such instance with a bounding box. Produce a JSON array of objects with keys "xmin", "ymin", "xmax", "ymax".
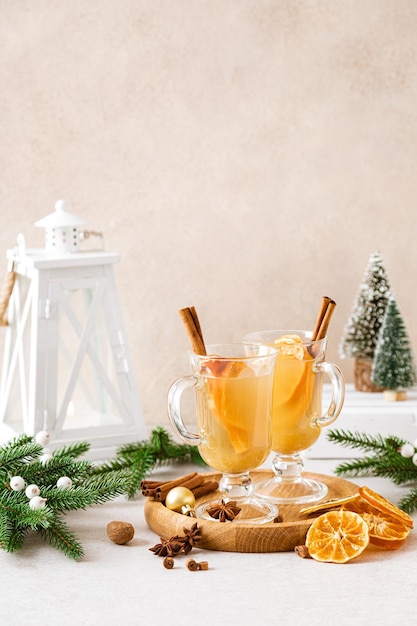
[
  {"xmin": 206, "ymin": 499, "xmax": 241, "ymax": 522},
  {"xmin": 149, "ymin": 524, "xmax": 202, "ymax": 557},
  {"xmin": 178, "ymin": 522, "xmax": 202, "ymax": 553},
  {"xmin": 149, "ymin": 536, "xmax": 185, "ymax": 557}
]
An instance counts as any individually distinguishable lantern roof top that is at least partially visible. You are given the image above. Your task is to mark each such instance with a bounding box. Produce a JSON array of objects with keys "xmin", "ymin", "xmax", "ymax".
[{"xmin": 34, "ymin": 200, "xmax": 87, "ymax": 229}]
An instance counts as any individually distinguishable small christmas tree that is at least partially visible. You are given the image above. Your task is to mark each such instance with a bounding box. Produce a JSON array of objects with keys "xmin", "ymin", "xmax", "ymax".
[
  {"xmin": 339, "ymin": 250, "xmax": 391, "ymax": 391},
  {"xmin": 371, "ymin": 295, "xmax": 417, "ymax": 400}
]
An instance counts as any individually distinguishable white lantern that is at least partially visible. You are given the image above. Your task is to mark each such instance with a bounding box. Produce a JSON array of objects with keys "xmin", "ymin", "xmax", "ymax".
[
  {"xmin": 34, "ymin": 199, "xmax": 86, "ymax": 254},
  {"xmin": 0, "ymin": 200, "xmax": 146, "ymax": 459}
]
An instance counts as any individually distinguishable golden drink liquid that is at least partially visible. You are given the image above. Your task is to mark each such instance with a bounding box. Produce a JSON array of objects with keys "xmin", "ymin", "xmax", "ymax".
[
  {"xmin": 271, "ymin": 335, "xmax": 323, "ymax": 454},
  {"xmin": 195, "ymin": 364, "xmax": 273, "ymax": 474}
]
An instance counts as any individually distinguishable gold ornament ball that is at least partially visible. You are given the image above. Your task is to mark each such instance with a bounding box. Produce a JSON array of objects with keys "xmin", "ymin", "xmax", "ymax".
[{"xmin": 165, "ymin": 486, "xmax": 196, "ymax": 516}]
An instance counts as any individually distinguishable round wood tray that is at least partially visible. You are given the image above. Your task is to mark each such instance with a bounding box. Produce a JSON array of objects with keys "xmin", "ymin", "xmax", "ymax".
[{"xmin": 144, "ymin": 470, "xmax": 359, "ymax": 553}]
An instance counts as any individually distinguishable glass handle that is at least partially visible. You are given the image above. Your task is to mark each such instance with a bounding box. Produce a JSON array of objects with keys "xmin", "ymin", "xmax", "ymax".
[
  {"xmin": 167, "ymin": 375, "xmax": 200, "ymax": 445},
  {"xmin": 313, "ymin": 361, "xmax": 345, "ymax": 428}
]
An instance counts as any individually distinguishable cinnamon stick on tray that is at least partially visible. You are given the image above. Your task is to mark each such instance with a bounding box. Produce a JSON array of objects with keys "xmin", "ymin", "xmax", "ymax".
[
  {"xmin": 312, "ymin": 296, "xmax": 336, "ymax": 340},
  {"xmin": 192, "ymin": 480, "xmax": 219, "ymax": 499},
  {"xmin": 141, "ymin": 472, "xmax": 219, "ymax": 502},
  {"xmin": 154, "ymin": 473, "xmax": 205, "ymax": 502},
  {"xmin": 178, "ymin": 306, "xmax": 207, "ymax": 355},
  {"xmin": 141, "ymin": 472, "xmax": 198, "ymax": 496}
]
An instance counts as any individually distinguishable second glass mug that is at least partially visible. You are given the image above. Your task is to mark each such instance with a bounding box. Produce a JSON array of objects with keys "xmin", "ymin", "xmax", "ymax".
[
  {"xmin": 167, "ymin": 343, "xmax": 279, "ymax": 524},
  {"xmin": 243, "ymin": 330, "xmax": 345, "ymax": 504}
]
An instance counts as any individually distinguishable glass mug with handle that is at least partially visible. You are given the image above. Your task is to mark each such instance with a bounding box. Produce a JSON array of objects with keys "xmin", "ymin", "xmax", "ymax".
[
  {"xmin": 243, "ymin": 330, "xmax": 345, "ymax": 504},
  {"xmin": 167, "ymin": 343, "xmax": 279, "ymax": 524}
]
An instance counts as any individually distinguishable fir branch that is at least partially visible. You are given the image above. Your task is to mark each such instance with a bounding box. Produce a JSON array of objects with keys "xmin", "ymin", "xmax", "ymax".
[
  {"xmin": 119, "ymin": 426, "xmax": 205, "ymax": 466},
  {"xmin": 0, "ymin": 434, "xmax": 130, "ymax": 559},
  {"xmin": 38, "ymin": 513, "xmax": 84, "ymax": 561},
  {"xmin": 333, "ymin": 456, "xmax": 384, "ymax": 478},
  {"xmin": 45, "ymin": 475, "xmax": 130, "ymax": 510},
  {"xmin": 398, "ymin": 487, "xmax": 417, "ymax": 515},
  {"xmin": 14, "ymin": 507, "xmax": 52, "ymax": 530},
  {"xmin": 0, "ymin": 434, "xmax": 34, "ymax": 451},
  {"xmin": 82, "ymin": 472, "xmax": 131, "ymax": 504},
  {"xmin": 0, "ymin": 441, "xmax": 43, "ymax": 471},
  {"xmin": 126, "ymin": 449, "xmax": 155, "ymax": 499},
  {"xmin": 328, "ymin": 428, "xmax": 417, "ymax": 514},
  {"xmin": 0, "ymin": 496, "xmax": 53, "ymax": 528},
  {"xmin": 328, "ymin": 429, "xmax": 406, "ymax": 453},
  {"xmin": 150, "ymin": 426, "xmax": 173, "ymax": 454},
  {"xmin": 93, "ymin": 426, "xmax": 207, "ymax": 498},
  {"xmin": 43, "ymin": 486, "xmax": 105, "ymax": 511},
  {"xmin": 90, "ymin": 456, "xmax": 131, "ymax": 475},
  {"xmin": 23, "ymin": 457, "xmax": 92, "ymax": 486},
  {"xmin": 0, "ymin": 488, "xmax": 24, "ymax": 505},
  {"xmin": 0, "ymin": 510, "xmax": 26, "ymax": 553},
  {"xmin": 0, "ymin": 427, "xmax": 206, "ymax": 558},
  {"xmin": 52, "ymin": 442, "xmax": 91, "ymax": 460},
  {"xmin": 94, "ymin": 448, "xmax": 155, "ymax": 499},
  {"xmin": 334, "ymin": 455, "xmax": 417, "ymax": 485}
]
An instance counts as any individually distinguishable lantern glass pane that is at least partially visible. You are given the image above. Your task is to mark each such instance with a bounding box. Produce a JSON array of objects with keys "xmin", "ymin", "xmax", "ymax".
[{"xmin": 56, "ymin": 286, "xmax": 124, "ymax": 430}]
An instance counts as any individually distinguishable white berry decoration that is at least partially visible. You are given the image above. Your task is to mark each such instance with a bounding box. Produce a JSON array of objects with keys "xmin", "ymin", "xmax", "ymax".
[
  {"xmin": 10, "ymin": 476, "xmax": 26, "ymax": 491},
  {"xmin": 400, "ymin": 443, "xmax": 415, "ymax": 458},
  {"xmin": 39, "ymin": 452, "xmax": 53, "ymax": 464},
  {"xmin": 57, "ymin": 476, "xmax": 73, "ymax": 490},
  {"xmin": 25, "ymin": 484, "xmax": 40, "ymax": 499},
  {"xmin": 412, "ymin": 453, "xmax": 417, "ymax": 467},
  {"xmin": 29, "ymin": 496, "xmax": 47, "ymax": 510},
  {"xmin": 35, "ymin": 431, "xmax": 50, "ymax": 446}
]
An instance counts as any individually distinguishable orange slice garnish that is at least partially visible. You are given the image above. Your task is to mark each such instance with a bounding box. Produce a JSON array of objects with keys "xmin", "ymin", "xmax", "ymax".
[
  {"xmin": 204, "ymin": 357, "xmax": 253, "ymax": 453},
  {"xmin": 274, "ymin": 334, "xmax": 306, "ymax": 360},
  {"xmin": 273, "ymin": 335, "xmax": 313, "ymax": 406},
  {"xmin": 305, "ymin": 510, "xmax": 369, "ymax": 563}
]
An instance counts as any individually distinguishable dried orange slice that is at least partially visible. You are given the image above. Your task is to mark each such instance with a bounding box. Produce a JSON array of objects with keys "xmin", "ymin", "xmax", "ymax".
[
  {"xmin": 359, "ymin": 486, "xmax": 414, "ymax": 529},
  {"xmin": 305, "ymin": 510, "xmax": 369, "ymax": 563},
  {"xmin": 342, "ymin": 499, "xmax": 410, "ymax": 550},
  {"xmin": 300, "ymin": 493, "xmax": 360, "ymax": 516}
]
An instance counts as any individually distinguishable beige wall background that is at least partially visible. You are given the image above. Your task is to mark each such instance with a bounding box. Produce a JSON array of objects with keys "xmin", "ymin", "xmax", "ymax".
[{"xmin": 1, "ymin": 0, "xmax": 417, "ymax": 429}]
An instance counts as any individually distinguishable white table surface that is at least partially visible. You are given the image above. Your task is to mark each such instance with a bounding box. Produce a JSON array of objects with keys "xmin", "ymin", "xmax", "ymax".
[{"xmin": 2, "ymin": 455, "xmax": 417, "ymax": 626}]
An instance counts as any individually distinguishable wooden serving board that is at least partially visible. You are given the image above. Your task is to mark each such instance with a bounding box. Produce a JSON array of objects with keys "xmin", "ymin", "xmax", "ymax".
[{"xmin": 144, "ymin": 470, "xmax": 359, "ymax": 553}]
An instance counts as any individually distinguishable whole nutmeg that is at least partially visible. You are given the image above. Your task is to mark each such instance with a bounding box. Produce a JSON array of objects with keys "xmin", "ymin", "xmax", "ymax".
[{"xmin": 106, "ymin": 520, "xmax": 135, "ymax": 545}]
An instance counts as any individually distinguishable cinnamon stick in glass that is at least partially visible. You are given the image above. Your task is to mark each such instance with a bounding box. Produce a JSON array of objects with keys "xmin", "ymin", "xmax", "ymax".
[
  {"xmin": 178, "ymin": 306, "xmax": 207, "ymax": 355},
  {"xmin": 311, "ymin": 296, "xmax": 336, "ymax": 340},
  {"xmin": 316, "ymin": 299, "xmax": 336, "ymax": 340}
]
